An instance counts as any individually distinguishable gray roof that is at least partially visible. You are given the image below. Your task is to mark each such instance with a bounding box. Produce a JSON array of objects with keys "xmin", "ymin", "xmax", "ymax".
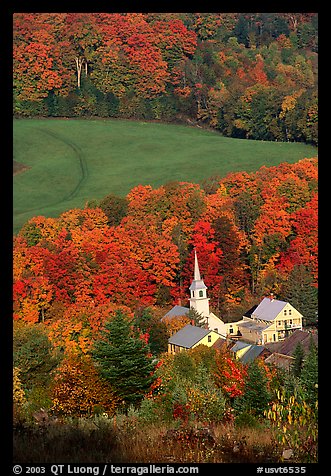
[
  {"xmin": 189, "ymin": 279, "xmax": 207, "ymax": 291},
  {"xmin": 252, "ymin": 297, "xmax": 288, "ymax": 322},
  {"xmin": 231, "ymin": 341, "xmax": 251, "ymax": 353},
  {"xmin": 168, "ymin": 324, "xmax": 211, "ymax": 348},
  {"xmin": 265, "ymin": 329, "xmax": 318, "ymax": 357},
  {"xmin": 237, "ymin": 319, "xmax": 269, "ymax": 332},
  {"xmin": 162, "ymin": 305, "xmax": 189, "ymax": 320},
  {"xmin": 240, "ymin": 345, "xmax": 265, "ymax": 363},
  {"xmin": 264, "ymin": 353, "xmax": 294, "ymax": 370}
]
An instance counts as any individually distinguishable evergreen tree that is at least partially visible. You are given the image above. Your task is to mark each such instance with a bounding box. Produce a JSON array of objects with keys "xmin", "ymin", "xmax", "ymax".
[
  {"xmin": 134, "ymin": 307, "xmax": 169, "ymax": 356},
  {"xmin": 300, "ymin": 336, "xmax": 318, "ymax": 405},
  {"xmin": 282, "ymin": 265, "xmax": 318, "ymax": 327},
  {"xmin": 92, "ymin": 311, "xmax": 156, "ymax": 409},
  {"xmin": 233, "ymin": 14, "xmax": 250, "ymax": 46},
  {"xmin": 187, "ymin": 308, "xmax": 207, "ymax": 327},
  {"xmin": 291, "ymin": 341, "xmax": 305, "ymax": 378}
]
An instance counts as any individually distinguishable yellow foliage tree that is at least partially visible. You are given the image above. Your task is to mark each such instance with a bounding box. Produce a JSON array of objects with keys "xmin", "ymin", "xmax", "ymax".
[
  {"xmin": 51, "ymin": 354, "xmax": 119, "ymax": 416},
  {"xmin": 13, "ymin": 367, "xmax": 27, "ymax": 424}
]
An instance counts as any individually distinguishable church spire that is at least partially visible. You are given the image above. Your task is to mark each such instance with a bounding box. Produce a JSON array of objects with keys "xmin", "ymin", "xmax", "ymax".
[
  {"xmin": 194, "ymin": 249, "xmax": 201, "ymax": 281},
  {"xmin": 189, "ymin": 250, "xmax": 210, "ymax": 318}
]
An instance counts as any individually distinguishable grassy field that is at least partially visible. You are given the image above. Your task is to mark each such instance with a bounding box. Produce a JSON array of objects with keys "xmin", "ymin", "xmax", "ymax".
[{"xmin": 13, "ymin": 118, "xmax": 317, "ymax": 234}]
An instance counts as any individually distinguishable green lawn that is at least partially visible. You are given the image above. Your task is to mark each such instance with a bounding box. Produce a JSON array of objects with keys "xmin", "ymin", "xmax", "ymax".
[{"xmin": 13, "ymin": 118, "xmax": 317, "ymax": 234}]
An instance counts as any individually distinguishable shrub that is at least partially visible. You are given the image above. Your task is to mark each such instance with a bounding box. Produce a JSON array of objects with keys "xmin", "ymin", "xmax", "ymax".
[
  {"xmin": 234, "ymin": 411, "xmax": 262, "ymax": 429},
  {"xmin": 264, "ymin": 390, "xmax": 318, "ymax": 462}
]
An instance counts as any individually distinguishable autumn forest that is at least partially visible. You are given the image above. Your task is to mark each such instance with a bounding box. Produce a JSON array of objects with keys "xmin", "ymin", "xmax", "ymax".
[
  {"xmin": 13, "ymin": 12, "xmax": 318, "ymax": 465},
  {"xmin": 14, "ymin": 13, "xmax": 317, "ymax": 144}
]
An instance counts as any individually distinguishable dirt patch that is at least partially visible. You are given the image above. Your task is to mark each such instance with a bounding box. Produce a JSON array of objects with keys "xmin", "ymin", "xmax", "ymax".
[{"xmin": 13, "ymin": 160, "xmax": 30, "ymax": 176}]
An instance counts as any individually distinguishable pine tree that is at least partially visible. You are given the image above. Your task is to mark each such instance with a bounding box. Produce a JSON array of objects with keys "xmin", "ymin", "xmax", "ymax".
[
  {"xmin": 291, "ymin": 341, "xmax": 305, "ymax": 378},
  {"xmin": 92, "ymin": 310, "xmax": 156, "ymax": 409},
  {"xmin": 133, "ymin": 307, "xmax": 169, "ymax": 356},
  {"xmin": 187, "ymin": 308, "xmax": 207, "ymax": 327},
  {"xmin": 300, "ymin": 336, "xmax": 318, "ymax": 405},
  {"xmin": 282, "ymin": 264, "xmax": 318, "ymax": 327}
]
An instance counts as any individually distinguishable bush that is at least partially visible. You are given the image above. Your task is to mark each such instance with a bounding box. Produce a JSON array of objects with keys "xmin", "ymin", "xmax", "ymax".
[
  {"xmin": 136, "ymin": 398, "xmax": 161, "ymax": 424},
  {"xmin": 234, "ymin": 411, "xmax": 262, "ymax": 429}
]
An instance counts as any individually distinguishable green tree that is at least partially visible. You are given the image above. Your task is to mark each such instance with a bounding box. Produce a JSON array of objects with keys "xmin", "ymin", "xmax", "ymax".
[
  {"xmin": 234, "ymin": 360, "xmax": 272, "ymax": 417},
  {"xmin": 300, "ymin": 337, "xmax": 318, "ymax": 405},
  {"xmin": 172, "ymin": 350, "xmax": 197, "ymax": 381},
  {"xmin": 233, "ymin": 15, "xmax": 249, "ymax": 46},
  {"xmin": 134, "ymin": 307, "xmax": 169, "ymax": 356},
  {"xmin": 92, "ymin": 310, "xmax": 156, "ymax": 409},
  {"xmin": 187, "ymin": 308, "xmax": 206, "ymax": 327},
  {"xmin": 281, "ymin": 264, "xmax": 318, "ymax": 327},
  {"xmin": 291, "ymin": 341, "xmax": 305, "ymax": 377}
]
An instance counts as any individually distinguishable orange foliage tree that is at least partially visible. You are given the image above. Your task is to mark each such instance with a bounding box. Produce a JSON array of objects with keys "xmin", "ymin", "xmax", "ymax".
[
  {"xmin": 51, "ymin": 353, "xmax": 119, "ymax": 416},
  {"xmin": 13, "ymin": 159, "xmax": 318, "ymax": 329}
]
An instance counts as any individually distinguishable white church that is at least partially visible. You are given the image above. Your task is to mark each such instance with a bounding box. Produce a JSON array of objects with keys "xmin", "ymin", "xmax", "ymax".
[{"xmin": 163, "ymin": 250, "xmax": 228, "ymax": 338}]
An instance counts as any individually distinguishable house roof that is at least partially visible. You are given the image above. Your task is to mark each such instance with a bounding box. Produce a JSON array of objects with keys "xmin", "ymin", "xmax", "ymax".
[
  {"xmin": 252, "ymin": 297, "xmax": 288, "ymax": 321},
  {"xmin": 237, "ymin": 319, "xmax": 269, "ymax": 332},
  {"xmin": 243, "ymin": 304, "xmax": 258, "ymax": 318},
  {"xmin": 168, "ymin": 324, "xmax": 211, "ymax": 348},
  {"xmin": 264, "ymin": 352, "xmax": 294, "ymax": 370},
  {"xmin": 231, "ymin": 340, "xmax": 251, "ymax": 353},
  {"xmin": 212, "ymin": 337, "xmax": 228, "ymax": 351},
  {"xmin": 208, "ymin": 311, "xmax": 225, "ymax": 326},
  {"xmin": 162, "ymin": 305, "xmax": 189, "ymax": 320},
  {"xmin": 240, "ymin": 345, "xmax": 265, "ymax": 364},
  {"xmin": 265, "ymin": 329, "xmax": 318, "ymax": 357}
]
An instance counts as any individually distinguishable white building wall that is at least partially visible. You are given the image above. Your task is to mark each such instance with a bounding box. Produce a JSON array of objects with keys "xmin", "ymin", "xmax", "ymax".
[{"xmin": 189, "ymin": 296, "xmax": 210, "ymax": 318}]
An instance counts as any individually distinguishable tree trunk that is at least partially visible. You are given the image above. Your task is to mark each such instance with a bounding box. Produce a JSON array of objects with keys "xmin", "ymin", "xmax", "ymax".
[{"xmin": 75, "ymin": 56, "xmax": 86, "ymax": 89}]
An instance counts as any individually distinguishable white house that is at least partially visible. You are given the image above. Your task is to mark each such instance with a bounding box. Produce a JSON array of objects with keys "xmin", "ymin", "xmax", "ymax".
[{"xmin": 227, "ymin": 297, "xmax": 303, "ymax": 344}]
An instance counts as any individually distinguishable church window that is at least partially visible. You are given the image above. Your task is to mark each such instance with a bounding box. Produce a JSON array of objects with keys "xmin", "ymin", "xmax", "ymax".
[
  {"xmin": 199, "ymin": 290, "xmax": 203, "ymax": 297},
  {"xmin": 192, "ymin": 291, "xmax": 195, "ymax": 297},
  {"xmin": 208, "ymin": 335, "xmax": 212, "ymax": 342}
]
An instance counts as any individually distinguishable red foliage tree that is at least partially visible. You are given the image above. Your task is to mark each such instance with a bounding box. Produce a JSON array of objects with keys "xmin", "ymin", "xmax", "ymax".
[{"xmin": 213, "ymin": 349, "xmax": 247, "ymax": 398}]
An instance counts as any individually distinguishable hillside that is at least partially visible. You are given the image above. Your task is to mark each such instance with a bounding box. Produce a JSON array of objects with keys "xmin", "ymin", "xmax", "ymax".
[
  {"xmin": 13, "ymin": 118, "xmax": 317, "ymax": 234},
  {"xmin": 13, "ymin": 13, "xmax": 318, "ymax": 144}
]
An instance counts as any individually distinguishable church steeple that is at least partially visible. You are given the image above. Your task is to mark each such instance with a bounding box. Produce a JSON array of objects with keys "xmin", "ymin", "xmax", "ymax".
[
  {"xmin": 194, "ymin": 250, "xmax": 201, "ymax": 280},
  {"xmin": 189, "ymin": 250, "xmax": 210, "ymax": 318}
]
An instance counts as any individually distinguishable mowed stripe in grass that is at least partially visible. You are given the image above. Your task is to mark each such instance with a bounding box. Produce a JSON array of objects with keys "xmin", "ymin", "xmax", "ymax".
[{"xmin": 13, "ymin": 118, "xmax": 317, "ymax": 233}]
